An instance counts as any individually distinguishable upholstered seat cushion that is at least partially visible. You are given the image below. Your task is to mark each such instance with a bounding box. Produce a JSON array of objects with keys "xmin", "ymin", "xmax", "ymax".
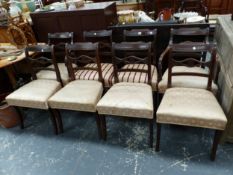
[
  {"xmin": 37, "ymin": 63, "xmax": 70, "ymax": 85},
  {"xmin": 6, "ymin": 79, "xmax": 61, "ymax": 109},
  {"xmin": 158, "ymin": 66, "xmax": 218, "ymax": 93},
  {"xmin": 75, "ymin": 63, "xmax": 113, "ymax": 88},
  {"xmin": 97, "ymin": 82, "xmax": 154, "ymax": 119},
  {"xmin": 109, "ymin": 64, "xmax": 158, "ymax": 91},
  {"xmin": 48, "ymin": 80, "xmax": 103, "ymax": 112},
  {"xmin": 157, "ymin": 88, "xmax": 227, "ymax": 130}
]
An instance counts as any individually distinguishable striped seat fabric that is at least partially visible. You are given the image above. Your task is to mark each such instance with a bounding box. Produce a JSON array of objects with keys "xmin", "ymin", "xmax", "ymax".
[
  {"xmin": 75, "ymin": 63, "xmax": 114, "ymax": 87},
  {"xmin": 109, "ymin": 64, "xmax": 158, "ymax": 91}
]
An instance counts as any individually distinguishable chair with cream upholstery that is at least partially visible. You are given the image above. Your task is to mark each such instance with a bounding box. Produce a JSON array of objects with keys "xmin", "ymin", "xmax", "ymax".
[
  {"xmin": 48, "ymin": 42, "xmax": 104, "ymax": 136},
  {"xmin": 6, "ymin": 45, "xmax": 62, "ymax": 134},
  {"xmin": 80, "ymin": 30, "xmax": 113, "ymax": 88},
  {"xmin": 156, "ymin": 43, "xmax": 227, "ymax": 161},
  {"xmin": 158, "ymin": 28, "xmax": 218, "ymax": 94},
  {"xmin": 96, "ymin": 42, "xmax": 154, "ymax": 147},
  {"xmin": 36, "ymin": 32, "xmax": 74, "ymax": 86}
]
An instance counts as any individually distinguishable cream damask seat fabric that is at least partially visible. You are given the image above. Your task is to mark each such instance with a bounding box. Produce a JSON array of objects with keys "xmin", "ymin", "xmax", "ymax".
[
  {"xmin": 6, "ymin": 79, "xmax": 61, "ymax": 109},
  {"xmin": 37, "ymin": 63, "xmax": 70, "ymax": 85},
  {"xmin": 157, "ymin": 87, "xmax": 227, "ymax": 130},
  {"xmin": 48, "ymin": 80, "xmax": 103, "ymax": 112},
  {"xmin": 97, "ymin": 42, "xmax": 154, "ymax": 146},
  {"xmin": 109, "ymin": 64, "xmax": 158, "ymax": 91},
  {"xmin": 75, "ymin": 63, "xmax": 114, "ymax": 88},
  {"xmin": 158, "ymin": 66, "xmax": 218, "ymax": 93},
  {"xmin": 97, "ymin": 82, "xmax": 153, "ymax": 119},
  {"xmin": 156, "ymin": 42, "xmax": 226, "ymax": 161}
]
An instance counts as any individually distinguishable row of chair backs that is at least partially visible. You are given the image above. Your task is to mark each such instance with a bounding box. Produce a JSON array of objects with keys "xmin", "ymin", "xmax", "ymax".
[
  {"xmin": 25, "ymin": 41, "xmax": 217, "ymax": 91},
  {"xmin": 167, "ymin": 42, "xmax": 216, "ymax": 91},
  {"xmin": 46, "ymin": 27, "xmax": 209, "ymax": 64}
]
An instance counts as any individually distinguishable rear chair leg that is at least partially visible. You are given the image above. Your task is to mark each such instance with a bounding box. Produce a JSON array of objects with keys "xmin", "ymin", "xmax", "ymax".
[
  {"xmin": 100, "ymin": 115, "xmax": 107, "ymax": 141},
  {"xmin": 54, "ymin": 109, "xmax": 64, "ymax": 134},
  {"xmin": 156, "ymin": 123, "xmax": 161, "ymax": 152},
  {"xmin": 149, "ymin": 119, "xmax": 154, "ymax": 148},
  {"xmin": 95, "ymin": 112, "xmax": 102, "ymax": 139},
  {"xmin": 210, "ymin": 130, "xmax": 223, "ymax": 161},
  {"xmin": 14, "ymin": 106, "xmax": 24, "ymax": 129},
  {"xmin": 48, "ymin": 108, "xmax": 59, "ymax": 135}
]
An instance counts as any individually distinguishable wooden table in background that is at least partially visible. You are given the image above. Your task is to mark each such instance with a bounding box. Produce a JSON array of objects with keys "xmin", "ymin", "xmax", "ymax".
[{"xmin": 0, "ymin": 46, "xmax": 27, "ymax": 89}]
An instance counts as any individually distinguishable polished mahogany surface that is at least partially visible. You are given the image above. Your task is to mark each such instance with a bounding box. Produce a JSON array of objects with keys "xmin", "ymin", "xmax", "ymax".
[{"xmin": 30, "ymin": 2, "xmax": 117, "ymax": 42}]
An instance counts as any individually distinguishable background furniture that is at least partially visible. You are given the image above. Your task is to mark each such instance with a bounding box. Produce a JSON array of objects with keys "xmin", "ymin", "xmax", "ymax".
[
  {"xmin": 215, "ymin": 15, "xmax": 233, "ymax": 143},
  {"xmin": 145, "ymin": 0, "xmax": 233, "ymax": 17},
  {"xmin": 30, "ymin": 2, "xmax": 117, "ymax": 42}
]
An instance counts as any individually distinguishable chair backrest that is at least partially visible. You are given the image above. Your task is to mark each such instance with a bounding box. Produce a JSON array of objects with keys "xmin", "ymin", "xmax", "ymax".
[
  {"xmin": 112, "ymin": 42, "xmax": 152, "ymax": 85},
  {"xmin": 48, "ymin": 32, "xmax": 74, "ymax": 63},
  {"xmin": 123, "ymin": 29, "xmax": 157, "ymax": 65},
  {"xmin": 48, "ymin": 32, "xmax": 74, "ymax": 45},
  {"xmin": 178, "ymin": 0, "xmax": 209, "ymax": 22},
  {"xmin": 167, "ymin": 42, "xmax": 216, "ymax": 91},
  {"xmin": 25, "ymin": 45, "xmax": 62, "ymax": 84},
  {"xmin": 170, "ymin": 27, "xmax": 209, "ymax": 44},
  {"xmin": 65, "ymin": 42, "xmax": 103, "ymax": 83},
  {"xmin": 83, "ymin": 30, "xmax": 112, "ymax": 49}
]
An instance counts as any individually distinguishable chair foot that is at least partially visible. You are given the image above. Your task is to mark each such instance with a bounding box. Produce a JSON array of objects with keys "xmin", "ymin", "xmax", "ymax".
[
  {"xmin": 14, "ymin": 106, "xmax": 24, "ymax": 129},
  {"xmin": 48, "ymin": 108, "xmax": 59, "ymax": 135},
  {"xmin": 149, "ymin": 119, "xmax": 154, "ymax": 148},
  {"xmin": 95, "ymin": 112, "xmax": 102, "ymax": 139},
  {"xmin": 156, "ymin": 123, "xmax": 161, "ymax": 152},
  {"xmin": 210, "ymin": 130, "xmax": 222, "ymax": 161}
]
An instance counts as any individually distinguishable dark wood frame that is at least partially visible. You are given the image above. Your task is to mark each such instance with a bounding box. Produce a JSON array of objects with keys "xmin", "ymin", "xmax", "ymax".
[
  {"xmin": 169, "ymin": 27, "xmax": 209, "ymax": 44},
  {"xmin": 123, "ymin": 29, "xmax": 158, "ymax": 65},
  {"xmin": 14, "ymin": 45, "xmax": 63, "ymax": 135},
  {"xmin": 100, "ymin": 42, "xmax": 154, "ymax": 147},
  {"xmin": 49, "ymin": 42, "xmax": 104, "ymax": 138},
  {"xmin": 156, "ymin": 42, "xmax": 223, "ymax": 161},
  {"xmin": 83, "ymin": 30, "xmax": 112, "ymax": 62}
]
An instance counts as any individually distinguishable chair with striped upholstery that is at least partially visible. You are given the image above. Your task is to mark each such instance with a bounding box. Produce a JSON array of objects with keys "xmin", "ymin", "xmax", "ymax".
[
  {"xmin": 156, "ymin": 43, "xmax": 227, "ymax": 161},
  {"xmin": 108, "ymin": 29, "xmax": 158, "ymax": 91},
  {"xmin": 77, "ymin": 30, "xmax": 114, "ymax": 88},
  {"xmin": 6, "ymin": 45, "xmax": 62, "ymax": 134},
  {"xmin": 97, "ymin": 42, "xmax": 154, "ymax": 147},
  {"xmin": 36, "ymin": 32, "xmax": 74, "ymax": 86},
  {"xmin": 48, "ymin": 42, "xmax": 104, "ymax": 137}
]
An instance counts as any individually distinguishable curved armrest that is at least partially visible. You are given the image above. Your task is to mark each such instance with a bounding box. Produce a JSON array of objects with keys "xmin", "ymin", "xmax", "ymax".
[{"xmin": 158, "ymin": 46, "xmax": 170, "ymax": 81}]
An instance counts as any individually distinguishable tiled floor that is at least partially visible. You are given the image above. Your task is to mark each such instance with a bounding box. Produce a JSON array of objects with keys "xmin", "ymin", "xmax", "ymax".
[{"xmin": 0, "ymin": 109, "xmax": 232, "ymax": 175}]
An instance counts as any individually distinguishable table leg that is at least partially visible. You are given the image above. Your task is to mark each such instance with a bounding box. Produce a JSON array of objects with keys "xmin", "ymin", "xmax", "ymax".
[{"xmin": 4, "ymin": 65, "xmax": 17, "ymax": 89}]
